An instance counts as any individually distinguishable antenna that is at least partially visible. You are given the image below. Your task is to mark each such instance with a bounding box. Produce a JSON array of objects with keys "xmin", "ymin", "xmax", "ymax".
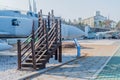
[
  {"xmin": 33, "ymin": 0, "xmax": 37, "ymax": 13},
  {"xmin": 29, "ymin": 0, "xmax": 32, "ymax": 12}
]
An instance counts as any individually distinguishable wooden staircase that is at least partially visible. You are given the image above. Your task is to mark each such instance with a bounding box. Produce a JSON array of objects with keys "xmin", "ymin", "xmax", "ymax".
[{"xmin": 17, "ymin": 10, "xmax": 62, "ymax": 70}]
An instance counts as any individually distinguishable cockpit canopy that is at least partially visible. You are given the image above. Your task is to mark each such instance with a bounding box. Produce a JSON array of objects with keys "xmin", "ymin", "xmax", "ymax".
[{"xmin": 27, "ymin": 11, "xmax": 38, "ymax": 17}]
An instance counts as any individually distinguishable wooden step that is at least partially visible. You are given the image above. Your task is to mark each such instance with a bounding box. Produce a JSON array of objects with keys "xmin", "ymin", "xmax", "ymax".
[
  {"xmin": 26, "ymin": 58, "xmax": 47, "ymax": 63},
  {"xmin": 52, "ymin": 44, "xmax": 58, "ymax": 47},
  {"xmin": 48, "ymin": 51, "xmax": 53, "ymax": 54},
  {"xmin": 29, "ymin": 55, "xmax": 40, "ymax": 58},
  {"xmin": 34, "ymin": 51, "xmax": 43, "ymax": 55},
  {"xmin": 21, "ymin": 63, "xmax": 45, "ymax": 69},
  {"xmin": 35, "ymin": 50, "xmax": 45, "ymax": 53},
  {"xmin": 29, "ymin": 54, "xmax": 50, "ymax": 59},
  {"xmin": 50, "ymin": 46, "xmax": 58, "ymax": 50},
  {"xmin": 42, "ymin": 54, "xmax": 51, "ymax": 58},
  {"xmin": 36, "ymin": 44, "xmax": 46, "ymax": 49},
  {"xmin": 49, "ymin": 48, "xmax": 57, "ymax": 54}
]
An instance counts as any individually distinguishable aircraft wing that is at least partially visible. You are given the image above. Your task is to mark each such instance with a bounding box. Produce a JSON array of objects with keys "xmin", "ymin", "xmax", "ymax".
[{"xmin": 0, "ymin": 31, "xmax": 28, "ymax": 38}]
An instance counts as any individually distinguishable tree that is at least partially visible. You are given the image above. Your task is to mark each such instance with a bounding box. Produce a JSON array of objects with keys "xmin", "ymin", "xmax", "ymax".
[
  {"xmin": 116, "ymin": 21, "xmax": 120, "ymax": 30},
  {"xmin": 99, "ymin": 21, "xmax": 103, "ymax": 27},
  {"xmin": 104, "ymin": 20, "xmax": 112, "ymax": 28}
]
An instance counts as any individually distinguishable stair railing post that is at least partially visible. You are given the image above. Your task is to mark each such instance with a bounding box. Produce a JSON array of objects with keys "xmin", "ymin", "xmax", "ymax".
[
  {"xmin": 31, "ymin": 21, "xmax": 36, "ymax": 69},
  {"xmin": 43, "ymin": 19, "xmax": 46, "ymax": 40},
  {"xmin": 55, "ymin": 19, "xmax": 58, "ymax": 60},
  {"xmin": 32, "ymin": 21, "xmax": 35, "ymax": 42},
  {"xmin": 48, "ymin": 12, "xmax": 51, "ymax": 31},
  {"xmin": 58, "ymin": 19, "xmax": 62, "ymax": 62},
  {"xmin": 38, "ymin": 10, "xmax": 43, "ymax": 38},
  {"xmin": 51, "ymin": 10, "xmax": 54, "ymax": 27},
  {"xmin": 31, "ymin": 39, "xmax": 36, "ymax": 69},
  {"xmin": 17, "ymin": 40, "xmax": 21, "ymax": 70},
  {"xmin": 45, "ymin": 20, "xmax": 49, "ymax": 54},
  {"xmin": 43, "ymin": 19, "xmax": 48, "ymax": 55},
  {"xmin": 39, "ymin": 9, "xmax": 43, "ymax": 26}
]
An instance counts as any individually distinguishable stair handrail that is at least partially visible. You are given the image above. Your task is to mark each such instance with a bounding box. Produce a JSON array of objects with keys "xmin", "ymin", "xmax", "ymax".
[
  {"xmin": 35, "ymin": 21, "xmax": 57, "ymax": 63},
  {"xmin": 18, "ymin": 10, "xmax": 62, "ymax": 70},
  {"xmin": 17, "ymin": 19, "xmax": 43, "ymax": 69}
]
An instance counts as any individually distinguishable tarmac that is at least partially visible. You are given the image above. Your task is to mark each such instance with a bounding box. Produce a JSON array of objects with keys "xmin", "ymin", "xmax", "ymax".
[
  {"xmin": 0, "ymin": 40, "xmax": 120, "ymax": 80},
  {"xmin": 31, "ymin": 40, "xmax": 120, "ymax": 80}
]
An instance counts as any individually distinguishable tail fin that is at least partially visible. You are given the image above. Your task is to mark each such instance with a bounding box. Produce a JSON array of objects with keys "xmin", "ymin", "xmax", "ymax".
[
  {"xmin": 29, "ymin": 0, "xmax": 32, "ymax": 12},
  {"xmin": 85, "ymin": 26, "xmax": 90, "ymax": 38},
  {"xmin": 33, "ymin": 0, "xmax": 37, "ymax": 13}
]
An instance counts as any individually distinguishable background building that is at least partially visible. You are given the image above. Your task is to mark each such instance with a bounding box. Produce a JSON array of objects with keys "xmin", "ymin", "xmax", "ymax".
[{"xmin": 81, "ymin": 11, "xmax": 116, "ymax": 28}]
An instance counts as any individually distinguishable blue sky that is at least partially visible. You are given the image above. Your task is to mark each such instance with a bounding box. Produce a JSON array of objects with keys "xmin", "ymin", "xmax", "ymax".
[{"xmin": 0, "ymin": 0, "xmax": 119, "ymax": 22}]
